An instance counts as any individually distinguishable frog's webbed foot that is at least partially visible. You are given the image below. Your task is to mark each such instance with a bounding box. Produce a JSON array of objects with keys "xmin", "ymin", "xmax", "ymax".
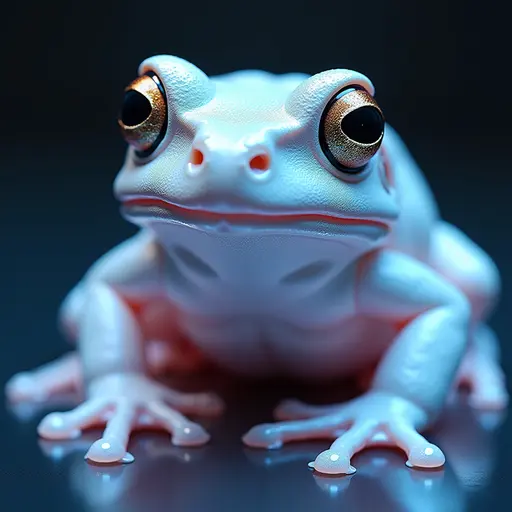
[
  {"xmin": 37, "ymin": 373, "xmax": 224, "ymax": 464},
  {"xmin": 243, "ymin": 391, "xmax": 445, "ymax": 475}
]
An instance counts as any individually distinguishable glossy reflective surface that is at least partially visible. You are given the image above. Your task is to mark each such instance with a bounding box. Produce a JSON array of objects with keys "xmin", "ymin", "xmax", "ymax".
[
  {"xmin": 2, "ymin": 376, "xmax": 508, "ymax": 512},
  {"xmin": 2, "ymin": 140, "xmax": 511, "ymax": 511}
]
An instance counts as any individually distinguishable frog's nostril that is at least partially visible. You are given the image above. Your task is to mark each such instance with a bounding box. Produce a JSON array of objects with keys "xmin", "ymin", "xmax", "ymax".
[
  {"xmin": 190, "ymin": 148, "xmax": 205, "ymax": 166},
  {"xmin": 249, "ymin": 153, "xmax": 270, "ymax": 172}
]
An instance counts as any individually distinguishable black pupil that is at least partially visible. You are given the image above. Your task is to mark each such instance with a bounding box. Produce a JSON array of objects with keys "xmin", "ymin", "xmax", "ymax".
[
  {"xmin": 341, "ymin": 106, "xmax": 384, "ymax": 144},
  {"xmin": 121, "ymin": 90, "xmax": 152, "ymax": 126}
]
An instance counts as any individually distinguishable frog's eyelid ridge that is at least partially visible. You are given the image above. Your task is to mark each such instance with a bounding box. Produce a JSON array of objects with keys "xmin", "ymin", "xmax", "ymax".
[
  {"xmin": 284, "ymin": 69, "xmax": 375, "ymax": 124},
  {"xmin": 137, "ymin": 54, "xmax": 216, "ymax": 113},
  {"xmin": 119, "ymin": 55, "xmax": 216, "ymax": 163}
]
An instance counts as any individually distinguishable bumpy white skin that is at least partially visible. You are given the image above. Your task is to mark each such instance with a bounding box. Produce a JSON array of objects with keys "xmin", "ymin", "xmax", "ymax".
[{"xmin": 6, "ymin": 55, "xmax": 507, "ymax": 473}]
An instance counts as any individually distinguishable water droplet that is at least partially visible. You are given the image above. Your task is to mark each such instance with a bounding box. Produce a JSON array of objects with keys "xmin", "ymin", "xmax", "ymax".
[{"xmin": 122, "ymin": 452, "xmax": 135, "ymax": 464}]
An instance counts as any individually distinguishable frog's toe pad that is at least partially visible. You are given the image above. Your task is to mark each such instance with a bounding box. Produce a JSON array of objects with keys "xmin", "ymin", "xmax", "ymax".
[
  {"xmin": 405, "ymin": 443, "xmax": 445, "ymax": 469},
  {"xmin": 171, "ymin": 423, "xmax": 210, "ymax": 447},
  {"xmin": 85, "ymin": 438, "xmax": 129, "ymax": 464},
  {"xmin": 6, "ymin": 373, "xmax": 48, "ymax": 403},
  {"xmin": 242, "ymin": 424, "xmax": 283, "ymax": 449},
  {"xmin": 309, "ymin": 450, "xmax": 356, "ymax": 475}
]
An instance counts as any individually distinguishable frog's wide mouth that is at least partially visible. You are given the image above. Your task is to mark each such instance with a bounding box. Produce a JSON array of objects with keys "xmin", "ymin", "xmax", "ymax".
[
  {"xmin": 121, "ymin": 197, "xmax": 390, "ymax": 238},
  {"xmin": 120, "ymin": 196, "xmax": 391, "ymax": 235},
  {"xmin": 122, "ymin": 197, "xmax": 389, "ymax": 227}
]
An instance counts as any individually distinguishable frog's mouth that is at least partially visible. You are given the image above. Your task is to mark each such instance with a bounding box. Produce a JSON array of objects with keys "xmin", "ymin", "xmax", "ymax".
[{"xmin": 121, "ymin": 196, "xmax": 391, "ymax": 237}]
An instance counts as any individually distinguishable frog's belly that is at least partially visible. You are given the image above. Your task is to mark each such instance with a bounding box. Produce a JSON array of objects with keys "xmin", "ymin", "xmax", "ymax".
[{"xmin": 177, "ymin": 312, "xmax": 397, "ymax": 380}]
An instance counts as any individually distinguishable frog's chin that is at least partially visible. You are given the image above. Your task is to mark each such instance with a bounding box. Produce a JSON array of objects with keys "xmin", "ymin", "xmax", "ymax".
[{"xmin": 119, "ymin": 197, "xmax": 392, "ymax": 242}]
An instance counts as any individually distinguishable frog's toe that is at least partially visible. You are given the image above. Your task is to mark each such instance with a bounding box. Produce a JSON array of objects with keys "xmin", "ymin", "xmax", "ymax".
[
  {"xmin": 145, "ymin": 400, "xmax": 211, "ymax": 447},
  {"xmin": 243, "ymin": 424, "xmax": 284, "ymax": 449},
  {"xmin": 85, "ymin": 437, "xmax": 131, "ymax": 464},
  {"xmin": 405, "ymin": 443, "xmax": 445, "ymax": 469},
  {"xmin": 386, "ymin": 422, "xmax": 445, "ymax": 469},
  {"xmin": 465, "ymin": 368, "xmax": 509, "ymax": 411},
  {"xmin": 309, "ymin": 450, "xmax": 355, "ymax": 475},
  {"xmin": 310, "ymin": 418, "xmax": 378, "ymax": 474},
  {"xmin": 38, "ymin": 412, "xmax": 82, "ymax": 440},
  {"xmin": 6, "ymin": 354, "xmax": 79, "ymax": 404},
  {"xmin": 6, "ymin": 373, "xmax": 46, "ymax": 402},
  {"xmin": 171, "ymin": 423, "xmax": 211, "ymax": 446},
  {"xmin": 469, "ymin": 389, "xmax": 509, "ymax": 411},
  {"xmin": 38, "ymin": 399, "xmax": 109, "ymax": 440}
]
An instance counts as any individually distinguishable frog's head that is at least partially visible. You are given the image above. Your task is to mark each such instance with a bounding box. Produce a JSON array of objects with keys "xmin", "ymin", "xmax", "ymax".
[{"xmin": 114, "ymin": 55, "xmax": 399, "ymax": 244}]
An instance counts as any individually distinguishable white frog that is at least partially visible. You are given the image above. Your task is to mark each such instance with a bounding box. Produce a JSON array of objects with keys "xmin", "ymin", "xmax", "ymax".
[{"xmin": 6, "ymin": 55, "xmax": 508, "ymax": 475}]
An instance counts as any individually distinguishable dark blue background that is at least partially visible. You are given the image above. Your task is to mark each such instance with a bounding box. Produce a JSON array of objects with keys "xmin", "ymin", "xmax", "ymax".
[{"xmin": 2, "ymin": 0, "xmax": 510, "ymax": 510}]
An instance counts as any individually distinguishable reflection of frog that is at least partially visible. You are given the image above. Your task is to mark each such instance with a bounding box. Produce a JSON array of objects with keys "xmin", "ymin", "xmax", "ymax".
[
  {"xmin": 6, "ymin": 55, "xmax": 507, "ymax": 475},
  {"xmin": 31, "ymin": 394, "xmax": 502, "ymax": 512}
]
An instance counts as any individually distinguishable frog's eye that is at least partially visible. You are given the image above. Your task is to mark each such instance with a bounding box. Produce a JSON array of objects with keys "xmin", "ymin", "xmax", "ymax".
[
  {"xmin": 319, "ymin": 86, "xmax": 384, "ymax": 173},
  {"xmin": 118, "ymin": 72, "xmax": 168, "ymax": 157}
]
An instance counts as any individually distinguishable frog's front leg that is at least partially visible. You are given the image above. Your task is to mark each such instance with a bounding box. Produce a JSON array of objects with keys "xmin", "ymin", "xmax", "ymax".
[
  {"xmin": 243, "ymin": 250, "xmax": 471, "ymax": 475},
  {"xmin": 7, "ymin": 232, "xmax": 223, "ymax": 464},
  {"xmin": 35, "ymin": 283, "xmax": 222, "ymax": 464}
]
